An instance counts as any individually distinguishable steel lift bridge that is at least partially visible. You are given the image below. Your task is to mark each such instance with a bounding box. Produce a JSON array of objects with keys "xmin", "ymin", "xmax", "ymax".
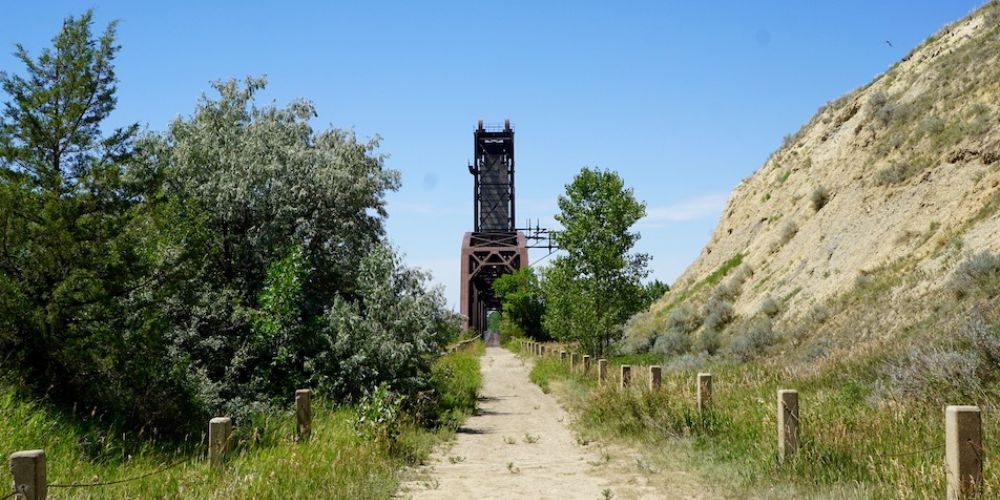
[{"xmin": 460, "ymin": 120, "xmax": 556, "ymax": 340}]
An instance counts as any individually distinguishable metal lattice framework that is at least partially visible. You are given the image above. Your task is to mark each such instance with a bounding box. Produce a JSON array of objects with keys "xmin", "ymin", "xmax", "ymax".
[
  {"xmin": 459, "ymin": 120, "xmax": 558, "ymax": 337},
  {"xmin": 460, "ymin": 121, "xmax": 526, "ymax": 336}
]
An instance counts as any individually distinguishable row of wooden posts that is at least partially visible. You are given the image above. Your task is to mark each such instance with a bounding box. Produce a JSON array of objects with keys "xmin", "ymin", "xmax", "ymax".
[
  {"xmin": 518, "ymin": 339, "xmax": 985, "ymax": 499},
  {"xmin": 7, "ymin": 389, "xmax": 315, "ymax": 500}
]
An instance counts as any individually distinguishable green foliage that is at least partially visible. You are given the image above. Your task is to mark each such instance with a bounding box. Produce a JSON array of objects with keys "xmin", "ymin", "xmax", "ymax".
[
  {"xmin": 543, "ymin": 168, "xmax": 650, "ymax": 356},
  {"xmin": 492, "ymin": 267, "xmax": 547, "ymax": 340},
  {"xmin": 0, "ymin": 11, "xmax": 194, "ymax": 431},
  {"xmin": 642, "ymin": 279, "xmax": 670, "ymax": 306},
  {"xmin": 429, "ymin": 345, "xmax": 482, "ymax": 428},
  {"xmin": 0, "ymin": 15, "xmax": 459, "ymax": 433}
]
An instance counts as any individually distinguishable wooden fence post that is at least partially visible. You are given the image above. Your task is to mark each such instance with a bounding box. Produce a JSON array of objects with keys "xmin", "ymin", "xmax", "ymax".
[
  {"xmin": 620, "ymin": 365, "xmax": 632, "ymax": 388},
  {"xmin": 9, "ymin": 450, "xmax": 46, "ymax": 500},
  {"xmin": 209, "ymin": 417, "xmax": 232, "ymax": 468},
  {"xmin": 296, "ymin": 389, "xmax": 312, "ymax": 441},
  {"xmin": 560, "ymin": 351, "xmax": 567, "ymax": 362},
  {"xmin": 697, "ymin": 373, "xmax": 713, "ymax": 413},
  {"xmin": 582, "ymin": 355, "xmax": 591, "ymax": 374},
  {"xmin": 946, "ymin": 405, "xmax": 983, "ymax": 499},
  {"xmin": 777, "ymin": 390, "xmax": 799, "ymax": 463},
  {"xmin": 598, "ymin": 359, "xmax": 607, "ymax": 385},
  {"xmin": 648, "ymin": 366, "xmax": 662, "ymax": 390},
  {"xmin": 570, "ymin": 353, "xmax": 578, "ymax": 371}
]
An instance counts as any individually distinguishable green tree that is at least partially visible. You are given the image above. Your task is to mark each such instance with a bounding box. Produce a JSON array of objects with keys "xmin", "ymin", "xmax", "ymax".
[
  {"xmin": 0, "ymin": 12, "xmax": 196, "ymax": 428},
  {"xmin": 542, "ymin": 167, "xmax": 649, "ymax": 356},
  {"xmin": 643, "ymin": 279, "xmax": 670, "ymax": 307},
  {"xmin": 492, "ymin": 267, "xmax": 547, "ymax": 340}
]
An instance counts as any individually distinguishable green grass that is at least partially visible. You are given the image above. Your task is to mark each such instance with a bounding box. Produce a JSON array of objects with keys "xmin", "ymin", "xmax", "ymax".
[
  {"xmin": 530, "ymin": 261, "xmax": 1000, "ymax": 498},
  {"xmin": 0, "ymin": 345, "xmax": 483, "ymax": 498},
  {"xmin": 659, "ymin": 253, "xmax": 744, "ymax": 316},
  {"xmin": 531, "ymin": 350, "xmax": 998, "ymax": 498}
]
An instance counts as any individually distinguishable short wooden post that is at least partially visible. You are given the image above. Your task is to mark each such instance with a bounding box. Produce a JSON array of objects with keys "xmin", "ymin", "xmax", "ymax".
[
  {"xmin": 570, "ymin": 352, "xmax": 578, "ymax": 371},
  {"xmin": 946, "ymin": 405, "xmax": 983, "ymax": 499},
  {"xmin": 582, "ymin": 355, "xmax": 591, "ymax": 374},
  {"xmin": 598, "ymin": 359, "xmax": 608, "ymax": 385},
  {"xmin": 777, "ymin": 390, "xmax": 799, "ymax": 463},
  {"xmin": 296, "ymin": 389, "xmax": 312, "ymax": 441},
  {"xmin": 620, "ymin": 365, "xmax": 632, "ymax": 388},
  {"xmin": 9, "ymin": 450, "xmax": 46, "ymax": 500},
  {"xmin": 648, "ymin": 366, "xmax": 662, "ymax": 390},
  {"xmin": 209, "ymin": 417, "xmax": 232, "ymax": 468},
  {"xmin": 560, "ymin": 351, "xmax": 567, "ymax": 362},
  {"xmin": 697, "ymin": 373, "xmax": 713, "ymax": 413}
]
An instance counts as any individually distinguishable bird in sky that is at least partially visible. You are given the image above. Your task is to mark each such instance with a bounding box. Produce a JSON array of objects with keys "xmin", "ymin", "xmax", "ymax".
[{"xmin": 885, "ymin": 40, "xmax": 893, "ymax": 47}]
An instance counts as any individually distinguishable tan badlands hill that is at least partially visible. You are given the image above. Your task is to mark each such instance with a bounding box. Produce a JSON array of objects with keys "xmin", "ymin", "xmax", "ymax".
[{"xmin": 626, "ymin": 2, "xmax": 1000, "ymax": 353}]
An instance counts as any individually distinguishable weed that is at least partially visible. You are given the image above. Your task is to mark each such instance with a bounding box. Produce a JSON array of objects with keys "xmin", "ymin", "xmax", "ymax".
[
  {"xmin": 771, "ymin": 222, "xmax": 799, "ymax": 253},
  {"xmin": 523, "ymin": 433, "xmax": 540, "ymax": 444},
  {"xmin": 503, "ymin": 436, "xmax": 517, "ymax": 445},
  {"xmin": 949, "ymin": 251, "xmax": 1000, "ymax": 299},
  {"xmin": 759, "ymin": 296, "xmax": 781, "ymax": 318},
  {"xmin": 651, "ymin": 331, "xmax": 691, "ymax": 355},
  {"xmin": 811, "ymin": 186, "xmax": 830, "ymax": 211}
]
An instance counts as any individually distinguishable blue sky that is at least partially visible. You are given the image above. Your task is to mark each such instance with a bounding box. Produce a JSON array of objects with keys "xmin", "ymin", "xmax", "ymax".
[{"xmin": 3, "ymin": 1, "xmax": 985, "ymax": 308}]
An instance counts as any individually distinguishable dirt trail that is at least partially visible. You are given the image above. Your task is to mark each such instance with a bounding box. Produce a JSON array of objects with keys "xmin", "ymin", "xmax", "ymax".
[{"xmin": 400, "ymin": 347, "xmax": 714, "ymax": 499}]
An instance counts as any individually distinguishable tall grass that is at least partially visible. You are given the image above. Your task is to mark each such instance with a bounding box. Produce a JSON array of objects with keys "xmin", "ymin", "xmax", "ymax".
[
  {"xmin": 528, "ymin": 343, "xmax": 997, "ymax": 498},
  {"xmin": 0, "ymin": 345, "xmax": 483, "ymax": 498}
]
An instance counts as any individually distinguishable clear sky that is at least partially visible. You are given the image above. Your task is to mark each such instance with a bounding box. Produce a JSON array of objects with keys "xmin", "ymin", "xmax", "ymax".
[{"xmin": 3, "ymin": 1, "xmax": 985, "ymax": 308}]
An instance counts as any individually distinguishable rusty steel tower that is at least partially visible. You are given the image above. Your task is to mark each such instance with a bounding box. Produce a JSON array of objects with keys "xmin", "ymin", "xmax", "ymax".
[{"xmin": 460, "ymin": 120, "xmax": 527, "ymax": 336}]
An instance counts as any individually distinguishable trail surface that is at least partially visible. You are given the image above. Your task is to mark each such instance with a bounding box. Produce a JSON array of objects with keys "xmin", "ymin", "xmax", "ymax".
[{"xmin": 400, "ymin": 347, "xmax": 714, "ymax": 499}]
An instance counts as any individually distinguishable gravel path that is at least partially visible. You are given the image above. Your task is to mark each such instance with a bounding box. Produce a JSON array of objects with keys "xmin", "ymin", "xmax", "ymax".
[{"xmin": 400, "ymin": 347, "xmax": 713, "ymax": 499}]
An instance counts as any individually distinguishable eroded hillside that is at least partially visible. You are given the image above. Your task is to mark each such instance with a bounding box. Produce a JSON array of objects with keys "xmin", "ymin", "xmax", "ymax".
[{"xmin": 626, "ymin": 2, "xmax": 1000, "ymax": 358}]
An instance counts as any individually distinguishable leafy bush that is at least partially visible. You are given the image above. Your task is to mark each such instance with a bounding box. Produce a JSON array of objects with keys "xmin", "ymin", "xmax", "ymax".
[
  {"xmin": 949, "ymin": 251, "xmax": 1000, "ymax": 299},
  {"xmin": 703, "ymin": 300, "xmax": 734, "ymax": 331},
  {"xmin": 492, "ymin": 268, "xmax": 547, "ymax": 340},
  {"xmin": 666, "ymin": 303, "xmax": 701, "ymax": 334},
  {"xmin": 726, "ymin": 317, "xmax": 774, "ymax": 361},
  {"xmin": 695, "ymin": 329, "xmax": 722, "ymax": 355},
  {"xmin": 651, "ymin": 331, "xmax": 691, "ymax": 355},
  {"xmin": 759, "ymin": 296, "xmax": 781, "ymax": 317},
  {"xmin": 354, "ymin": 385, "xmax": 404, "ymax": 447},
  {"xmin": 0, "ymin": 15, "xmax": 459, "ymax": 431}
]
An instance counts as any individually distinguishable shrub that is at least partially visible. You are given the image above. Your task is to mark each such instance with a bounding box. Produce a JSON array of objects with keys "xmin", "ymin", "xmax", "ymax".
[
  {"xmin": 949, "ymin": 251, "xmax": 1000, "ymax": 299},
  {"xmin": 771, "ymin": 222, "xmax": 799, "ymax": 253},
  {"xmin": 882, "ymin": 347, "xmax": 982, "ymax": 403},
  {"xmin": 810, "ymin": 304, "xmax": 831, "ymax": 324},
  {"xmin": 666, "ymin": 303, "xmax": 701, "ymax": 334},
  {"xmin": 651, "ymin": 331, "xmax": 691, "ymax": 355},
  {"xmin": 877, "ymin": 163, "xmax": 913, "ymax": 185},
  {"xmin": 727, "ymin": 317, "xmax": 774, "ymax": 361},
  {"xmin": 759, "ymin": 296, "xmax": 781, "ymax": 318},
  {"xmin": 696, "ymin": 329, "xmax": 722, "ymax": 355},
  {"xmin": 961, "ymin": 302, "xmax": 1000, "ymax": 372},
  {"xmin": 666, "ymin": 353, "xmax": 707, "ymax": 372},
  {"xmin": 703, "ymin": 300, "xmax": 734, "ymax": 331},
  {"xmin": 811, "ymin": 186, "xmax": 830, "ymax": 211}
]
